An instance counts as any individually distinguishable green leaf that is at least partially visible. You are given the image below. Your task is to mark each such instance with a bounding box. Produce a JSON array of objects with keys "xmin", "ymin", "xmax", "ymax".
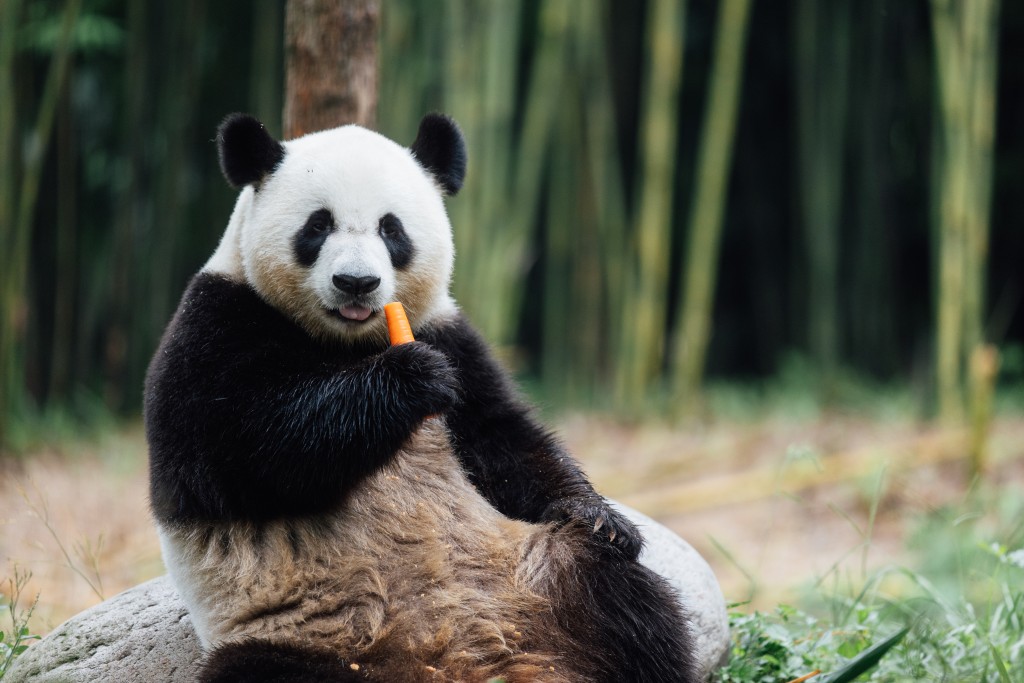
[
  {"xmin": 817, "ymin": 627, "xmax": 909, "ymax": 683},
  {"xmin": 989, "ymin": 643, "xmax": 1012, "ymax": 683}
]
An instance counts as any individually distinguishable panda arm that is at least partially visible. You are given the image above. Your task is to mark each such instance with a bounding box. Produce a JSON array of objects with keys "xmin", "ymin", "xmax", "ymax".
[
  {"xmin": 421, "ymin": 314, "xmax": 643, "ymax": 559},
  {"xmin": 146, "ymin": 274, "xmax": 456, "ymax": 522}
]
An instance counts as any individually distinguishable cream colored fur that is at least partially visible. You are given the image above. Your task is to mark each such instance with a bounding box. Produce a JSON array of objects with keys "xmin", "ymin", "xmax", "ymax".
[{"xmin": 158, "ymin": 421, "xmax": 584, "ymax": 682}]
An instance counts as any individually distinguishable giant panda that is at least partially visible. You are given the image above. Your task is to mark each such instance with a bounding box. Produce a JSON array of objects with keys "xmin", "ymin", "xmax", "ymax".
[{"xmin": 145, "ymin": 112, "xmax": 698, "ymax": 683}]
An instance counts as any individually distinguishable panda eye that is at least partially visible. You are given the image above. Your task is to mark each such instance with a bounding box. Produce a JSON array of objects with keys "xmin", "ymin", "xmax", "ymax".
[
  {"xmin": 304, "ymin": 208, "xmax": 333, "ymax": 235},
  {"xmin": 379, "ymin": 215, "xmax": 399, "ymax": 238}
]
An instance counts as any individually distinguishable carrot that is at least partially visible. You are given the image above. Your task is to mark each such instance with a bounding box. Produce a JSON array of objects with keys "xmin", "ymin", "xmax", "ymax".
[
  {"xmin": 384, "ymin": 302, "xmax": 415, "ymax": 345},
  {"xmin": 785, "ymin": 670, "xmax": 821, "ymax": 683}
]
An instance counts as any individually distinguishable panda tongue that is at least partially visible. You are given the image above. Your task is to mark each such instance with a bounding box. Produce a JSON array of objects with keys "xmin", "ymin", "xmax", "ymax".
[{"xmin": 340, "ymin": 305, "xmax": 372, "ymax": 322}]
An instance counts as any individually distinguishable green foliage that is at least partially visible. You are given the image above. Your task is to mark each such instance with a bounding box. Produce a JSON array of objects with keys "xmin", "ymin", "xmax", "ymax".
[
  {"xmin": 716, "ymin": 592, "xmax": 1018, "ymax": 683},
  {"xmin": 716, "ymin": 489, "xmax": 1024, "ymax": 682},
  {"xmin": 703, "ymin": 355, "xmax": 919, "ymax": 423},
  {"xmin": 4, "ymin": 388, "xmax": 120, "ymax": 456},
  {"xmin": 716, "ymin": 603, "xmax": 907, "ymax": 683},
  {"xmin": 19, "ymin": 0, "xmax": 123, "ymax": 55},
  {"xmin": 0, "ymin": 570, "xmax": 40, "ymax": 679}
]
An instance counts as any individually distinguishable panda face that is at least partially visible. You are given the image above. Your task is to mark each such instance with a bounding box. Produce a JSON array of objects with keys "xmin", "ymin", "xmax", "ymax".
[{"xmin": 211, "ymin": 115, "xmax": 466, "ymax": 344}]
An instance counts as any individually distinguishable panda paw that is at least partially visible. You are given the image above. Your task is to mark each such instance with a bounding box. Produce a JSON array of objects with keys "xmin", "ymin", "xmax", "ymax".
[
  {"xmin": 380, "ymin": 342, "xmax": 460, "ymax": 419},
  {"xmin": 542, "ymin": 497, "xmax": 643, "ymax": 560}
]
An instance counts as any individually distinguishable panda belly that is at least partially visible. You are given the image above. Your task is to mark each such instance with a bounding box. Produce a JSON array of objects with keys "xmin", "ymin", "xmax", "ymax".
[{"xmin": 158, "ymin": 420, "xmax": 584, "ymax": 682}]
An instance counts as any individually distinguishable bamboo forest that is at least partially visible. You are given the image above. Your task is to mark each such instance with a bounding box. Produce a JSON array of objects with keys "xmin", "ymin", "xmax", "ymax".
[{"xmin": 2, "ymin": 0, "xmax": 1022, "ymax": 445}]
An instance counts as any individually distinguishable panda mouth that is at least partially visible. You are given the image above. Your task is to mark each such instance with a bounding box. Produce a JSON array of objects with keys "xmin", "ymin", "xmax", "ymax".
[{"xmin": 328, "ymin": 305, "xmax": 376, "ymax": 323}]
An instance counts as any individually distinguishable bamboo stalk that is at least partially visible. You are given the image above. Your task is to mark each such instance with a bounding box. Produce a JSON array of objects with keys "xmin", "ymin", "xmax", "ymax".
[
  {"xmin": 577, "ymin": 0, "xmax": 630, "ymax": 395},
  {"xmin": 542, "ymin": 113, "xmax": 575, "ymax": 397},
  {"xmin": 619, "ymin": 0, "xmax": 687, "ymax": 404},
  {"xmin": 49, "ymin": 69, "xmax": 76, "ymax": 402},
  {"xmin": 250, "ymin": 0, "xmax": 283, "ymax": 135},
  {"xmin": 968, "ymin": 344, "xmax": 999, "ymax": 478},
  {"xmin": 793, "ymin": 0, "xmax": 851, "ymax": 396},
  {"xmin": 0, "ymin": 0, "xmax": 23, "ymax": 448},
  {"xmin": 929, "ymin": 0, "xmax": 1000, "ymax": 423},
  {"xmin": 105, "ymin": 0, "xmax": 147, "ymax": 409},
  {"xmin": 1, "ymin": 0, "xmax": 80, "ymax": 447},
  {"xmin": 670, "ymin": 0, "xmax": 753, "ymax": 412}
]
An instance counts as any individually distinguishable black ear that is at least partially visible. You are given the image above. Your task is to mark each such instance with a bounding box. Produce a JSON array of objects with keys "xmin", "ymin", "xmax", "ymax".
[
  {"xmin": 410, "ymin": 113, "xmax": 467, "ymax": 196},
  {"xmin": 217, "ymin": 113, "xmax": 285, "ymax": 188}
]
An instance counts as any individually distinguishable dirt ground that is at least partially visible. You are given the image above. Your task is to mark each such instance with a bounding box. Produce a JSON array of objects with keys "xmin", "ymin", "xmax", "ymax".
[{"xmin": 2, "ymin": 414, "xmax": 1022, "ymax": 635}]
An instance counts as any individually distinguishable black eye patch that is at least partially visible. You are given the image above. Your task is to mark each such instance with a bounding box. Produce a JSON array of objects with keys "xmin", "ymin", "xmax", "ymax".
[
  {"xmin": 293, "ymin": 208, "xmax": 335, "ymax": 267},
  {"xmin": 378, "ymin": 213, "xmax": 415, "ymax": 270}
]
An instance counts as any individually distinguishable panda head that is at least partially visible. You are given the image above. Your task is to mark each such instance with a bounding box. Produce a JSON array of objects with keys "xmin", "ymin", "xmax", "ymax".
[{"xmin": 206, "ymin": 113, "xmax": 467, "ymax": 345}]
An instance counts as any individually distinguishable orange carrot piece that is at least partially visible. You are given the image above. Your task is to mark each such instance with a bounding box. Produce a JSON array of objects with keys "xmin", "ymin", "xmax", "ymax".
[
  {"xmin": 384, "ymin": 302, "xmax": 415, "ymax": 345},
  {"xmin": 785, "ymin": 670, "xmax": 821, "ymax": 683}
]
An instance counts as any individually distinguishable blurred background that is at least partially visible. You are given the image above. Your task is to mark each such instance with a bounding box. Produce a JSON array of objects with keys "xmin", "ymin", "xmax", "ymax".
[{"xmin": 1, "ymin": 0, "xmax": 1023, "ymax": 670}]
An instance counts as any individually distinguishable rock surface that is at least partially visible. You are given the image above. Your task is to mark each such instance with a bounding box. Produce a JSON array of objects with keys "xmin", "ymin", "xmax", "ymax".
[
  {"xmin": 7, "ymin": 505, "xmax": 729, "ymax": 682},
  {"xmin": 5, "ymin": 574, "xmax": 203, "ymax": 683}
]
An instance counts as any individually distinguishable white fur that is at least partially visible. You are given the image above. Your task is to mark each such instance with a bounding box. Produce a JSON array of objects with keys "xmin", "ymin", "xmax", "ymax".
[{"xmin": 205, "ymin": 124, "xmax": 458, "ymax": 339}]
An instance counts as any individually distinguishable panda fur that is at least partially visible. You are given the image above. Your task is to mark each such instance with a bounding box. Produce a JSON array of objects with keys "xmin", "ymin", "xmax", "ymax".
[{"xmin": 145, "ymin": 113, "xmax": 698, "ymax": 683}]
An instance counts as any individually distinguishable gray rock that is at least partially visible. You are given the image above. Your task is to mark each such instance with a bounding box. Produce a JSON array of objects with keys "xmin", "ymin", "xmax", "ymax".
[
  {"xmin": 8, "ymin": 505, "xmax": 728, "ymax": 682},
  {"xmin": 5, "ymin": 575, "xmax": 202, "ymax": 683}
]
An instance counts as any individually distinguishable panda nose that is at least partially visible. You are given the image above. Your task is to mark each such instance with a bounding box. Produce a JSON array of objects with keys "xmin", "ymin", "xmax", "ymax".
[{"xmin": 332, "ymin": 274, "xmax": 381, "ymax": 295}]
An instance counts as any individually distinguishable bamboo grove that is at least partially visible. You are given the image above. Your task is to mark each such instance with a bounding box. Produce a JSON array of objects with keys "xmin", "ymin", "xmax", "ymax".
[{"xmin": 1, "ymin": 0, "xmax": 1021, "ymax": 448}]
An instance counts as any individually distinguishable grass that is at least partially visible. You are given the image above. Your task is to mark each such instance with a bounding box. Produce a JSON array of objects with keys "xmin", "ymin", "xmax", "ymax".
[
  {"xmin": 2, "ymin": 388, "xmax": 120, "ymax": 456},
  {"xmin": 714, "ymin": 485, "xmax": 1024, "ymax": 682},
  {"xmin": 0, "ymin": 570, "xmax": 40, "ymax": 680}
]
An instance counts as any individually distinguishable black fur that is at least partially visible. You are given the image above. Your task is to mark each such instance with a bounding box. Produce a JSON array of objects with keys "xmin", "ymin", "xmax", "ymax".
[
  {"xmin": 409, "ymin": 114, "xmax": 467, "ymax": 196},
  {"xmin": 201, "ymin": 640, "xmax": 367, "ymax": 682},
  {"xmin": 293, "ymin": 208, "xmax": 335, "ymax": 267},
  {"xmin": 145, "ymin": 273, "xmax": 459, "ymax": 523},
  {"xmin": 378, "ymin": 213, "xmax": 415, "ymax": 269},
  {"xmin": 419, "ymin": 317, "xmax": 644, "ymax": 559},
  {"xmin": 565, "ymin": 540, "xmax": 699, "ymax": 682},
  {"xmin": 217, "ymin": 113, "xmax": 285, "ymax": 189}
]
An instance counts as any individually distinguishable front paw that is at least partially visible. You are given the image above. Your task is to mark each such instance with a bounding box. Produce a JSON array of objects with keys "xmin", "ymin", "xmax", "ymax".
[
  {"xmin": 379, "ymin": 342, "xmax": 460, "ymax": 419},
  {"xmin": 541, "ymin": 498, "xmax": 643, "ymax": 560}
]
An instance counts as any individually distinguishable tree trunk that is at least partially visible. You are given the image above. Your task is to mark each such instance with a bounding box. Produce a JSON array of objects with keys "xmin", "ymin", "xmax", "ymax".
[{"xmin": 284, "ymin": 0, "xmax": 380, "ymax": 137}]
